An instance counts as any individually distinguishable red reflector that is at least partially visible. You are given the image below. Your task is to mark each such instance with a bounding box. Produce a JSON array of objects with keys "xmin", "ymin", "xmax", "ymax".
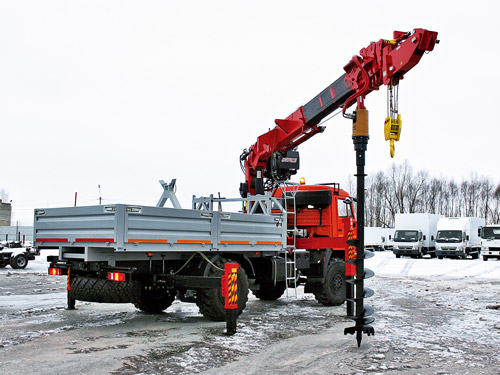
[
  {"xmin": 108, "ymin": 272, "xmax": 126, "ymax": 282},
  {"xmin": 147, "ymin": 252, "xmax": 153, "ymax": 257},
  {"xmin": 49, "ymin": 268, "xmax": 62, "ymax": 276}
]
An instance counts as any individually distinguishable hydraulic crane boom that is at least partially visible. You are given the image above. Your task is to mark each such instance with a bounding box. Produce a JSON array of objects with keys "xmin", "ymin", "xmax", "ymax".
[{"xmin": 240, "ymin": 28, "xmax": 438, "ymax": 196}]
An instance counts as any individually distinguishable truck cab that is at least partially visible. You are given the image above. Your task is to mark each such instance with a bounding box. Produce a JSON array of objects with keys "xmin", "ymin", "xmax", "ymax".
[
  {"xmin": 391, "ymin": 213, "xmax": 442, "ymax": 258},
  {"xmin": 479, "ymin": 225, "xmax": 500, "ymax": 261},
  {"xmin": 435, "ymin": 217, "xmax": 485, "ymax": 259},
  {"xmin": 392, "ymin": 229, "xmax": 423, "ymax": 258}
]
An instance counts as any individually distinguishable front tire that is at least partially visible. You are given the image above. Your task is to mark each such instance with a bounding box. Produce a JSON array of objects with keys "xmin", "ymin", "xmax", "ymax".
[
  {"xmin": 196, "ymin": 261, "xmax": 249, "ymax": 321},
  {"xmin": 10, "ymin": 254, "xmax": 28, "ymax": 269},
  {"xmin": 483, "ymin": 256, "xmax": 488, "ymax": 261},
  {"xmin": 314, "ymin": 258, "xmax": 346, "ymax": 306}
]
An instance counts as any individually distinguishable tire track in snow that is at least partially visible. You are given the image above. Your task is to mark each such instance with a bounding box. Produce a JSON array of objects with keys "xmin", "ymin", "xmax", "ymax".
[{"xmin": 400, "ymin": 258, "xmax": 417, "ymax": 276}]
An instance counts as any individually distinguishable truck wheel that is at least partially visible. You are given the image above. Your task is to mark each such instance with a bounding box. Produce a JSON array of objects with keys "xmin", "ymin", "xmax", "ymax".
[
  {"xmin": 395, "ymin": 254, "xmax": 401, "ymax": 258},
  {"xmin": 472, "ymin": 252, "xmax": 479, "ymax": 259},
  {"xmin": 69, "ymin": 276, "xmax": 140, "ymax": 303},
  {"xmin": 483, "ymin": 256, "xmax": 488, "ymax": 261},
  {"xmin": 0, "ymin": 261, "xmax": 8, "ymax": 268},
  {"xmin": 134, "ymin": 286, "xmax": 176, "ymax": 314},
  {"xmin": 196, "ymin": 261, "xmax": 249, "ymax": 321},
  {"xmin": 252, "ymin": 281, "xmax": 286, "ymax": 301},
  {"xmin": 314, "ymin": 258, "xmax": 346, "ymax": 306},
  {"xmin": 9, "ymin": 254, "xmax": 28, "ymax": 269}
]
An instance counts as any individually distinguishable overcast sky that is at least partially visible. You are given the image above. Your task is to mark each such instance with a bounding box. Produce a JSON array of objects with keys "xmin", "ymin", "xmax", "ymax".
[{"xmin": 1, "ymin": 1, "xmax": 499, "ymax": 225}]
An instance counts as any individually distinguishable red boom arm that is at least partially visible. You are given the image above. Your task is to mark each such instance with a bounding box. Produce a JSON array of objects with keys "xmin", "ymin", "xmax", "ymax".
[{"xmin": 240, "ymin": 28, "xmax": 438, "ymax": 196}]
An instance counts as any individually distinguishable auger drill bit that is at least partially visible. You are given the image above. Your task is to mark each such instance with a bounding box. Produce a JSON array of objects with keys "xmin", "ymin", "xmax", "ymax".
[{"xmin": 344, "ymin": 107, "xmax": 375, "ymax": 346}]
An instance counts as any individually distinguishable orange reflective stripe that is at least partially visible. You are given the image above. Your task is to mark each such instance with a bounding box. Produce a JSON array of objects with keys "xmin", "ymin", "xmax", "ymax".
[
  {"xmin": 177, "ymin": 239, "xmax": 211, "ymax": 244},
  {"xmin": 128, "ymin": 239, "xmax": 168, "ymax": 244},
  {"xmin": 220, "ymin": 240, "xmax": 250, "ymax": 245},
  {"xmin": 256, "ymin": 241, "xmax": 282, "ymax": 245}
]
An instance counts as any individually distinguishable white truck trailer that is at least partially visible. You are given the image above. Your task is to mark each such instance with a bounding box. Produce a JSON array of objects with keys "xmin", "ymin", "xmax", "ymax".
[
  {"xmin": 392, "ymin": 213, "xmax": 443, "ymax": 258},
  {"xmin": 381, "ymin": 228, "xmax": 395, "ymax": 250},
  {"xmin": 479, "ymin": 224, "xmax": 500, "ymax": 261},
  {"xmin": 435, "ymin": 217, "xmax": 485, "ymax": 259},
  {"xmin": 364, "ymin": 227, "xmax": 386, "ymax": 251}
]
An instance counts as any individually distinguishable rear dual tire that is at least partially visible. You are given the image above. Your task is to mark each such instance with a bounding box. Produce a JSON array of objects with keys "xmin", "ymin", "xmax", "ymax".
[
  {"xmin": 253, "ymin": 281, "xmax": 286, "ymax": 301},
  {"xmin": 196, "ymin": 261, "xmax": 249, "ymax": 321},
  {"xmin": 134, "ymin": 287, "xmax": 176, "ymax": 314}
]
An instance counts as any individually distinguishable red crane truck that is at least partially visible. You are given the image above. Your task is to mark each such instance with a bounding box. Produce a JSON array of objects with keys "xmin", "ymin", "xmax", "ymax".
[{"xmin": 36, "ymin": 28, "xmax": 438, "ymax": 345}]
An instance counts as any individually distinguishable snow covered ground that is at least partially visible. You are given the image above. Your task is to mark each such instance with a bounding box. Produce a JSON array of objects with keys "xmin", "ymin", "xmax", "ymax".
[{"xmin": 1, "ymin": 250, "xmax": 499, "ymax": 374}]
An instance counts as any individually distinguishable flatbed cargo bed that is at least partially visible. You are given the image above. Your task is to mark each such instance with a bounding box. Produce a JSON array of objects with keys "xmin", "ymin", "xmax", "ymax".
[{"xmin": 34, "ymin": 197, "xmax": 286, "ymax": 265}]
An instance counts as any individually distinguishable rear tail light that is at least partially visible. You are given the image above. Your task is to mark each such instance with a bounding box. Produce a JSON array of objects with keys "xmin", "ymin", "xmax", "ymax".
[
  {"xmin": 49, "ymin": 268, "xmax": 62, "ymax": 276},
  {"xmin": 108, "ymin": 272, "xmax": 126, "ymax": 282}
]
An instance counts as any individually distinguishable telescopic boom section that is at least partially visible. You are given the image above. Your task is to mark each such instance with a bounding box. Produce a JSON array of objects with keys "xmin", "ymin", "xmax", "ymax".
[{"xmin": 240, "ymin": 28, "xmax": 438, "ymax": 196}]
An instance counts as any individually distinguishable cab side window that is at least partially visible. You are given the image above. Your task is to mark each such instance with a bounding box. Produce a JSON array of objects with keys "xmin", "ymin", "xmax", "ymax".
[{"xmin": 338, "ymin": 200, "xmax": 353, "ymax": 218}]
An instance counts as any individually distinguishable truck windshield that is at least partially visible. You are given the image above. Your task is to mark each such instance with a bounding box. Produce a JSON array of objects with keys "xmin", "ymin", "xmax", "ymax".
[
  {"xmin": 436, "ymin": 230, "xmax": 462, "ymax": 243},
  {"xmin": 393, "ymin": 230, "xmax": 418, "ymax": 242},
  {"xmin": 482, "ymin": 227, "xmax": 500, "ymax": 240}
]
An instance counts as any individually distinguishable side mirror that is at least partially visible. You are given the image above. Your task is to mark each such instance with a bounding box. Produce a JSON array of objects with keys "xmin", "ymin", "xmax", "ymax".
[
  {"xmin": 466, "ymin": 234, "xmax": 470, "ymax": 241},
  {"xmin": 431, "ymin": 235, "xmax": 434, "ymax": 241}
]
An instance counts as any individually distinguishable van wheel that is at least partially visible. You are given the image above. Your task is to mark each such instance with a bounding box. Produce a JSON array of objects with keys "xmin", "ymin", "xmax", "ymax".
[
  {"xmin": 10, "ymin": 254, "xmax": 28, "ymax": 269},
  {"xmin": 314, "ymin": 258, "xmax": 346, "ymax": 306},
  {"xmin": 196, "ymin": 261, "xmax": 249, "ymax": 321}
]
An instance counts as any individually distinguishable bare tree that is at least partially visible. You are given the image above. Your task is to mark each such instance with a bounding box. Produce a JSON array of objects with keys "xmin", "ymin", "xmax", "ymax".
[{"xmin": 360, "ymin": 161, "xmax": 498, "ymax": 227}]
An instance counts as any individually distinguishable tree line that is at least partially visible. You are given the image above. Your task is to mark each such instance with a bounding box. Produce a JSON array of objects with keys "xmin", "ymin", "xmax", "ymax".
[{"xmin": 347, "ymin": 161, "xmax": 500, "ymax": 227}]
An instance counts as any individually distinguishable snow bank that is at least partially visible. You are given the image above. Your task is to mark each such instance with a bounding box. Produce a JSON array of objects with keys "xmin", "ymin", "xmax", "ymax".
[{"xmin": 366, "ymin": 250, "xmax": 500, "ymax": 280}]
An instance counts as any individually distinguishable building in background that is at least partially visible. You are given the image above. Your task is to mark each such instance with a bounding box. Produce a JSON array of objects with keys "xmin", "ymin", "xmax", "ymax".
[
  {"xmin": 0, "ymin": 200, "xmax": 12, "ymax": 226},
  {"xmin": 0, "ymin": 225, "xmax": 33, "ymax": 243}
]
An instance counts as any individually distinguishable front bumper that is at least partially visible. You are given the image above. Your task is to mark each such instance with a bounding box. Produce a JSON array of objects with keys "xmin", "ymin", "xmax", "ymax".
[
  {"xmin": 436, "ymin": 249, "xmax": 465, "ymax": 257},
  {"xmin": 393, "ymin": 248, "xmax": 420, "ymax": 256}
]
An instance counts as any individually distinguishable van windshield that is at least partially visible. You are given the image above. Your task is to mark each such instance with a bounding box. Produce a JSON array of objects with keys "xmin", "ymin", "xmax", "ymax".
[
  {"xmin": 393, "ymin": 230, "xmax": 418, "ymax": 242},
  {"xmin": 482, "ymin": 227, "xmax": 500, "ymax": 240},
  {"xmin": 436, "ymin": 230, "xmax": 462, "ymax": 243}
]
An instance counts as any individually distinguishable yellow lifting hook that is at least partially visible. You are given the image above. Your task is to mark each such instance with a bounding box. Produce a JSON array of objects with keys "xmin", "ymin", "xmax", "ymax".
[
  {"xmin": 385, "ymin": 82, "xmax": 401, "ymax": 157},
  {"xmin": 384, "ymin": 114, "xmax": 401, "ymax": 158}
]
